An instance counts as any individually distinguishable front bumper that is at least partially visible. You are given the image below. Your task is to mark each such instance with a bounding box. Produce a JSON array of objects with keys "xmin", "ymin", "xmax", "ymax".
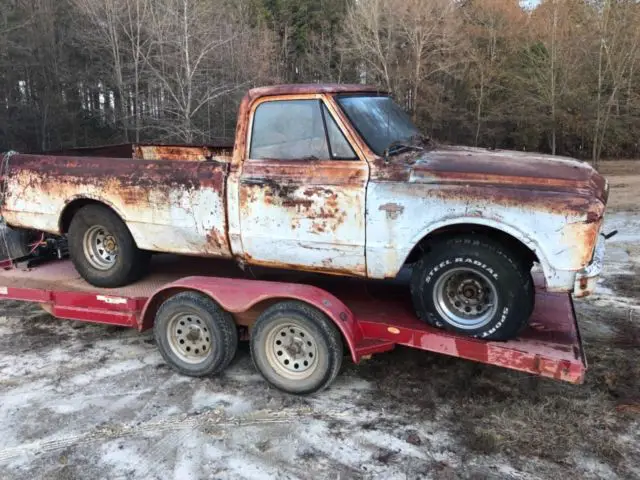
[{"xmin": 573, "ymin": 234, "xmax": 605, "ymax": 297}]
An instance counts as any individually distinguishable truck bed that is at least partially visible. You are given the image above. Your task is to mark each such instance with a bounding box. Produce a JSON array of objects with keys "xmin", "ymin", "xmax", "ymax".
[
  {"xmin": 0, "ymin": 255, "xmax": 586, "ymax": 383},
  {"xmin": 1, "ymin": 152, "xmax": 233, "ymax": 258}
]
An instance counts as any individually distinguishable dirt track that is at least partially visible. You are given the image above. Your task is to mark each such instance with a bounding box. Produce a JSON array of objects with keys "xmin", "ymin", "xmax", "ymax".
[{"xmin": 0, "ymin": 161, "xmax": 639, "ymax": 480}]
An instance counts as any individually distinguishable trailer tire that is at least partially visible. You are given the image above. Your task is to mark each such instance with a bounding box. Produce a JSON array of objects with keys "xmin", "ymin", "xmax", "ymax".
[
  {"xmin": 68, "ymin": 204, "xmax": 150, "ymax": 287},
  {"xmin": 250, "ymin": 301, "xmax": 343, "ymax": 395},
  {"xmin": 411, "ymin": 235, "xmax": 534, "ymax": 341},
  {"xmin": 154, "ymin": 292, "xmax": 238, "ymax": 377}
]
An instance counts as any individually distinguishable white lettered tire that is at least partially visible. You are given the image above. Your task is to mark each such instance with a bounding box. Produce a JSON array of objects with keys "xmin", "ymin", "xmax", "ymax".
[{"xmin": 410, "ymin": 235, "xmax": 534, "ymax": 341}]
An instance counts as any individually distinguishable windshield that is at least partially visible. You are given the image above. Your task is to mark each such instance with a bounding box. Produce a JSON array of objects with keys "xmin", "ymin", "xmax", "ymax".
[{"xmin": 337, "ymin": 95, "xmax": 421, "ymax": 156}]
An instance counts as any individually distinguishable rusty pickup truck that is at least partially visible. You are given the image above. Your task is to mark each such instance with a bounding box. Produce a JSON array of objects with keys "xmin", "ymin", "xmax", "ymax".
[{"xmin": 0, "ymin": 84, "xmax": 609, "ymax": 340}]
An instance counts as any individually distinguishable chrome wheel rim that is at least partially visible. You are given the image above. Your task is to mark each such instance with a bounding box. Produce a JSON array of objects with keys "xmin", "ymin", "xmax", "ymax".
[
  {"xmin": 83, "ymin": 225, "xmax": 118, "ymax": 270},
  {"xmin": 265, "ymin": 323, "xmax": 318, "ymax": 380},
  {"xmin": 433, "ymin": 267, "xmax": 498, "ymax": 330},
  {"xmin": 167, "ymin": 313, "xmax": 212, "ymax": 364}
]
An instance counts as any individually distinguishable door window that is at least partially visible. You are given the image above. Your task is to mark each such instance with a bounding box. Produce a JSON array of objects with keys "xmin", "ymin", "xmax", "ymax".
[
  {"xmin": 250, "ymin": 99, "xmax": 357, "ymax": 161},
  {"xmin": 250, "ymin": 99, "xmax": 328, "ymax": 160}
]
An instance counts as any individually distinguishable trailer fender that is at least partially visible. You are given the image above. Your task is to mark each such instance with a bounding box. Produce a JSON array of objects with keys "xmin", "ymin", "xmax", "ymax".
[{"xmin": 139, "ymin": 276, "xmax": 364, "ymax": 363}]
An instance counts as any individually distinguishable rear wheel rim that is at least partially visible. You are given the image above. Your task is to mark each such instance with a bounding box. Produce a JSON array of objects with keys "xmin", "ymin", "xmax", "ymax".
[
  {"xmin": 167, "ymin": 313, "xmax": 212, "ymax": 364},
  {"xmin": 264, "ymin": 322, "xmax": 319, "ymax": 380},
  {"xmin": 433, "ymin": 267, "xmax": 499, "ymax": 330},
  {"xmin": 83, "ymin": 225, "xmax": 118, "ymax": 270}
]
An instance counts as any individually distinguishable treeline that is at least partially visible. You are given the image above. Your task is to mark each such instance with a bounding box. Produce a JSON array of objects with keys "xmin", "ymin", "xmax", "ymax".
[{"xmin": 1, "ymin": 0, "xmax": 639, "ymax": 162}]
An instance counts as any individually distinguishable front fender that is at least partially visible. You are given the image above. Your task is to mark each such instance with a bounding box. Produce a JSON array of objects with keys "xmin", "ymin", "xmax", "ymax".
[{"xmin": 365, "ymin": 182, "xmax": 596, "ymax": 290}]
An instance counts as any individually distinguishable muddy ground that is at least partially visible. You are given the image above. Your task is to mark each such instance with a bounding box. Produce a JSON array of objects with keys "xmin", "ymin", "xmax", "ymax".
[{"xmin": 0, "ymin": 161, "xmax": 639, "ymax": 480}]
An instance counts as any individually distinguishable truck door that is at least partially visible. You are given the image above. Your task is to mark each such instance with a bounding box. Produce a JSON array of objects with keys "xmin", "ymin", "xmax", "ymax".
[{"xmin": 236, "ymin": 96, "xmax": 368, "ymax": 276}]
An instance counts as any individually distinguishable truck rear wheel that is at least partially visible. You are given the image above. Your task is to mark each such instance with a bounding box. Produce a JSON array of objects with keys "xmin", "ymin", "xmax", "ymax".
[
  {"xmin": 250, "ymin": 301, "xmax": 343, "ymax": 395},
  {"xmin": 410, "ymin": 235, "xmax": 534, "ymax": 341},
  {"xmin": 68, "ymin": 204, "xmax": 150, "ymax": 287},
  {"xmin": 154, "ymin": 292, "xmax": 238, "ymax": 377}
]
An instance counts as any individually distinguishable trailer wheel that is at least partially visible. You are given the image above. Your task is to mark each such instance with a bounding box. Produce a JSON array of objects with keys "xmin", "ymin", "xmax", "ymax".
[
  {"xmin": 68, "ymin": 204, "xmax": 150, "ymax": 287},
  {"xmin": 411, "ymin": 235, "xmax": 534, "ymax": 341},
  {"xmin": 154, "ymin": 292, "xmax": 238, "ymax": 377},
  {"xmin": 250, "ymin": 301, "xmax": 343, "ymax": 395}
]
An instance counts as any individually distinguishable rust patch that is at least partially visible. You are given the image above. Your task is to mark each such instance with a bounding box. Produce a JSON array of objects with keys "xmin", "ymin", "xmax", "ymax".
[
  {"xmin": 7, "ymin": 154, "xmax": 227, "ymax": 194},
  {"xmin": 134, "ymin": 145, "xmax": 232, "ymax": 162},
  {"xmin": 370, "ymin": 157, "xmax": 412, "ymax": 182},
  {"xmin": 282, "ymin": 198, "xmax": 313, "ymax": 208},
  {"xmin": 586, "ymin": 210, "xmax": 600, "ymax": 224},
  {"xmin": 312, "ymin": 221, "xmax": 327, "ymax": 233},
  {"xmin": 243, "ymin": 178, "xmax": 298, "ymax": 205},
  {"xmin": 409, "ymin": 147, "xmax": 608, "ymax": 205},
  {"xmin": 303, "ymin": 187, "xmax": 334, "ymax": 197},
  {"xmin": 241, "ymin": 179, "xmax": 350, "ymax": 234},
  {"xmin": 417, "ymin": 183, "xmax": 606, "ymax": 221},
  {"xmin": 379, "ymin": 202, "xmax": 404, "ymax": 220},
  {"xmin": 322, "ymin": 258, "xmax": 334, "ymax": 268},
  {"xmin": 206, "ymin": 228, "xmax": 227, "ymax": 251},
  {"xmin": 242, "ymin": 252, "xmax": 366, "ymax": 277}
]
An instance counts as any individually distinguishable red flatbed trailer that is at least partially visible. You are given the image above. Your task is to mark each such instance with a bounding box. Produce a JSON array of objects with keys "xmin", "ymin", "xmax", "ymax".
[{"xmin": 0, "ymin": 256, "xmax": 586, "ymax": 393}]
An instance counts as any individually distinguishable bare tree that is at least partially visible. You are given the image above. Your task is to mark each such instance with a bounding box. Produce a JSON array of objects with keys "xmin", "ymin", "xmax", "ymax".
[
  {"xmin": 397, "ymin": 0, "xmax": 462, "ymax": 122},
  {"xmin": 145, "ymin": 0, "xmax": 245, "ymax": 142},
  {"xmin": 461, "ymin": 1, "xmax": 524, "ymax": 146},
  {"xmin": 591, "ymin": 0, "xmax": 640, "ymax": 164},
  {"xmin": 518, "ymin": 0, "xmax": 584, "ymax": 155},
  {"xmin": 344, "ymin": 0, "xmax": 401, "ymax": 91},
  {"xmin": 73, "ymin": 0, "xmax": 131, "ymax": 141},
  {"xmin": 121, "ymin": 0, "xmax": 151, "ymax": 142}
]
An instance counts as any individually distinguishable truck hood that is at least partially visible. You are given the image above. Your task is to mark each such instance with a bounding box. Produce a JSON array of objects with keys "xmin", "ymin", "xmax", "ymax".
[{"xmin": 409, "ymin": 146, "xmax": 608, "ymax": 203}]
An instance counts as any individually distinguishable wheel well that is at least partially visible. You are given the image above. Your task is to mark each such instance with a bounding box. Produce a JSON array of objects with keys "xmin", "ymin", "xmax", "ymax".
[
  {"xmin": 59, "ymin": 198, "xmax": 118, "ymax": 233},
  {"xmin": 404, "ymin": 224, "xmax": 539, "ymax": 267}
]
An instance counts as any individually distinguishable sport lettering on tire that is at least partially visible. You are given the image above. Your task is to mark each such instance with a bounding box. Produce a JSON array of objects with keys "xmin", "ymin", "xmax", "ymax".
[{"xmin": 479, "ymin": 307, "xmax": 509, "ymax": 338}]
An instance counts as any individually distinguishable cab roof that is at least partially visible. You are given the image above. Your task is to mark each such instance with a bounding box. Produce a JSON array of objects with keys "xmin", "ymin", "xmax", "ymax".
[{"xmin": 246, "ymin": 83, "xmax": 387, "ymax": 101}]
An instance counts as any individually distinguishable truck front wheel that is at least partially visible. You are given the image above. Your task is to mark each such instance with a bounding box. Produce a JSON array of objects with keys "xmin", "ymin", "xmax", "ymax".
[
  {"xmin": 410, "ymin": 235, "xmax": 534, "ymax": 341},
  {"xmin": 68, "ymin": 204, "xmax": 150, "ymax": 287}
]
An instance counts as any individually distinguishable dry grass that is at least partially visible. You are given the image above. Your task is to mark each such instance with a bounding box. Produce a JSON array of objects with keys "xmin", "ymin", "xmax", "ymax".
[
  {"xmin": 593, "ymin": 159, "xmax": 640, "ymax": 212},
  {"xmin": 592, "ymin": 159, "xmax": 640, "ymax": 176},
  {"xmin": 344, "ymin": 305, "xmax": 639, "ymax": 474}
]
